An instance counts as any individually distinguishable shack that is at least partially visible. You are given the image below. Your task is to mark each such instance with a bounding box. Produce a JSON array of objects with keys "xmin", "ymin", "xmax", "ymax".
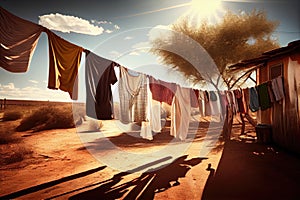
[{"xmin": 229, "ymin": 40, "xmax": 300, "ymax": 154}]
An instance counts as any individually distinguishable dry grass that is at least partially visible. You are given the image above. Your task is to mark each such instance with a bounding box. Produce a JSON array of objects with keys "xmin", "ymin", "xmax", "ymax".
[
  {"xmin": 0, "ymin": 103, "xmax": 85, "ymax": 166},
  {"xmin": 2, "ymin": 110, "xmax": 23, "ymax": 121},
  {"xmin": 16, "ymin": 105, "xmax": 77, "ymax": 132},
  {"xmin": 0, "ymin": 123, "xmax": 32, "ymax": 165},
  {"xmin": 0, "ymin": 144, "xmax": 33, "ymax": 165},
  {"xmin": 0, "ymin": 129, "xmax": 19, "ymax": 144}
]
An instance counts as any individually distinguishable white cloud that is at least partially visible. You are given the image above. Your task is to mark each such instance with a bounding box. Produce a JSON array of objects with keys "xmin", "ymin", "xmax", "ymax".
[
  {"xmin": 29, "ymin": 80, "xmax": 39, "ymax": 84},
  {"xmin": 39, "ymin": 13, "xmax": 104, "ymax": 35},
  {"xmin": 99, "ymin": 20, "xmax": 108, "ymax": 24},
  {"xmin": 148, "ymin": 25, "xmax": 172, "ymax": 41},
  {"xmin": 1, "ymin": 83, "xmax": 15, "ymax": 90},
  {"xmin": 105, "ymin": 29, "xmax": 113, "ymax": 34},
  {"xmin": 124, "ymin": 36, "xmax": 133, "ymax": 40}
]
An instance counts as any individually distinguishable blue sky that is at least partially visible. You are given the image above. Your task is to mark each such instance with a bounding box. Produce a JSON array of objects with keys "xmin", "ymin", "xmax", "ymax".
[{"xmin": 1, "ymin": 0, "xmax": 299, "ymax": 102}]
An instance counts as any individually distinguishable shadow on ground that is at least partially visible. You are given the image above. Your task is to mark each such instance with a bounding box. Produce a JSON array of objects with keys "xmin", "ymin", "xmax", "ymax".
[
  {"xmin": 0, "ymin": 166, "xmax": 107, "ymax": 199},
  {"xmin": 68, "ymin": 155, "xmax": 206, "ymax": 200},
  {"xmin": 202, "ymin": 140, "xmax": 300, "ymax": 200}
]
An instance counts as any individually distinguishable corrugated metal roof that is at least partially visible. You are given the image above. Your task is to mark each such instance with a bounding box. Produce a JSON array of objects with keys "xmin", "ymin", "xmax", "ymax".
[{"xmin": 228, "ymin": 40, "xmax": 300, "ymax": 70}]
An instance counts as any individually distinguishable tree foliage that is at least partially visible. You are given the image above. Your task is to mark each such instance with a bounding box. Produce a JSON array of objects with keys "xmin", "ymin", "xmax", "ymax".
[{"xmin": 151, "ymin": 10, "xmax": 280, "ymax": 89}]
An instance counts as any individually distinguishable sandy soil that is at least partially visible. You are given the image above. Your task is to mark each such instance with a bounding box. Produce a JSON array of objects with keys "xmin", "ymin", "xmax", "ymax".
[{"xmin": 0, "ymin": 115, "xmax": 248, "ymax": 199}]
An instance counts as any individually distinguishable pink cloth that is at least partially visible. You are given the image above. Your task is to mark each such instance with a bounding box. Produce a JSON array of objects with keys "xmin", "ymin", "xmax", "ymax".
[{"xmin": 0, "ymin": 7, "xmax": 44, "ymax": 72}]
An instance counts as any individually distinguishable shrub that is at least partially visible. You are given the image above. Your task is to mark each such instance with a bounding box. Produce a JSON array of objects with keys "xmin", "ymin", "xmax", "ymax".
[
  {"xmin": 0, "ymin": 144, "xmax": 33, "ymax": 165},
  {"xmin": 16, "ymin": 106, "xmax": 75, "ymax": 132},
  {"xmin": 2, "ymin": 111, "xmax": 23, "ymax": 121},
  {"xmin": 0, "ymin": 130, "xmax": 19, "ymax": 144}
]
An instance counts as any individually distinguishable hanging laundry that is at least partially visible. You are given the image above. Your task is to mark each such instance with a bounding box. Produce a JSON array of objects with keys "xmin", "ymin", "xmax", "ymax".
[
  {"xmin": 242, "ymin": 88, "xmax": 250, "ymax": 113},
  {"xmin": 190, "ymin": 89, "xmax": 200, "ymax": 108},
  {"xmin": 267, "ymin": 81, "xmax": 275, "ymax": 103},
  {"xmin": 233, "ymin": 89, "xmax": 245, "ymax": 114},
  {"xmin": 146, "ymin": 77, "xmax": 162, "ymax": 133},
  {"xmin": 198, "ymin": 90, "xmax": 205, "ymax": 117},
  {"xmin": 219, "ymin": 91, "xmax": 228, "ymax": 115},
  {"xmin": 170, "ymin": 85, "xmax": 191, "ymax": 141},
  {"xmin": 271, "ymin": 76, "xmax": 285, "ymax": 101},
  {"xmin": 204, "ymin": 90, "xmax": 211, "ymax": 116},
  {"xmin": 256, "ymin": 82, "xmax": 271, "ymax": 110},
  {"xmin": 119, "ymin": 66, "xmax": 147, "ymax": 124},
  {"xmin": 140, "ymin": 121, "xmax": 153, "ymax": 140},
  {"xmin": 209, "ymin": 91, "xmax": 218, "ymax": 101},
  {"xmin": 249, "ymin": 87, "xmax": 259, "ymax": 112},
  {"xmin": 149, "ymin": 76, "xmax": 177, "ymax": 105},
  {"xmin": 209, "ymin": 91, "xmax": 220, "ymax": 116},
  {"xmin": 85, "ymin": 52, "xmax": 117, "ymax": 120},
  {"xmin": 0, "ymin": 7, "xmax": 45, "ymax": 72},
  {"xmin": 46, "ymin": 30, "xmax": 83, "ymax": 100},
  {"xmin": 225, "ymin": 90, "xmax": 234, "ymax": 114}
]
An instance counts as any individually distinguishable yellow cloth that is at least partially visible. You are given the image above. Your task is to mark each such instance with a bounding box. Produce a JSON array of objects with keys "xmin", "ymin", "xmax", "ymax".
[
  {"xmin": 0, "ymin": 7, "xmax": 44, "ymax": 72},
  {"xmin": 46, "ymin": 29, "xmax": 83, "ymax": 100}
]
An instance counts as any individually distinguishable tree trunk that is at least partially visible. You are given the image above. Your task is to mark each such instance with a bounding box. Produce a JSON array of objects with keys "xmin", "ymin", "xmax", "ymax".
[{"xmin": 222, "ymin": 105, "xmax": 233, "ymax": 140}]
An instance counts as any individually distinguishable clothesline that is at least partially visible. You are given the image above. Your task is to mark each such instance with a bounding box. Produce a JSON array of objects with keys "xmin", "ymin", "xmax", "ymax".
[
  {"xmin": 1, "ymin": 6, "xmax": 285, "ymax": 112},
  {"xmin": 1, "ymin": 7, "xmax": 286, "ymax": 141}
]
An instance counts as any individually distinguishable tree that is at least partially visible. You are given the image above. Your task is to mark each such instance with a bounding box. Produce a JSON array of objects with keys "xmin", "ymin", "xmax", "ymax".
[
  {"xmin": 150, "ymin": 9, "xmax": 280, "ymax": 90},
  {"xmin": 150, "ymin": 9, "xmax": 280, "ymax": 138}
]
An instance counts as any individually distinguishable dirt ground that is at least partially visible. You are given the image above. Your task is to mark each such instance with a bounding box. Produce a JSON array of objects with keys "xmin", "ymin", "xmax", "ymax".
[{"xmin": 0, "ymin": 110, "xmax": 252, "ymax": 200}]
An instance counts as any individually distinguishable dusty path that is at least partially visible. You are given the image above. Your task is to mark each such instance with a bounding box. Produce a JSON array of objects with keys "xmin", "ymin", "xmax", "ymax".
[{"xmin": 0, "ymin": 118, "xmax": 227, "ymax": 199}]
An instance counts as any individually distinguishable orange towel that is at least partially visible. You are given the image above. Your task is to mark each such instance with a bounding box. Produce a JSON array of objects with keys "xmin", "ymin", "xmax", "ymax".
[
  {"xmin": 0, "ymin": 7, "xmax": 44, "ymax": 72},
  {"xmin": 46, "ymin": 29, "xmax": 83, "ymax": 100}
]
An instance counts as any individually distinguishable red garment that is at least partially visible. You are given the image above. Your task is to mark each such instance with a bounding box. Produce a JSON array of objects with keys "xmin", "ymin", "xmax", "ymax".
[{"xmin": 149, "ymin": 76, "xmax": 177, "ymax": 105}]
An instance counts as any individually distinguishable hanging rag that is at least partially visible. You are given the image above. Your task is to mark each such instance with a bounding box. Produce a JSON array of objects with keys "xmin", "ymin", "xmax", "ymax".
[
  {"xmin": 149, "ymin": 76, "xmax": 177, "ymax": 105},
  {"xmin": 198, "ymin": 90, "xmax": 205, "ymax": 117},
  {"xmin": 118, "ymin": 66, "xmax": 147, "ymax": 124},
  {"xmin": 170, "ymin": 85, "xmax": 191, "ymax": 141},
  {"xmin": 256, "ymin": 82, "xmax": 271, "ymax": 110},
  {"xmin": 85, "ymin": 52, "xmax": 117, "ymax": 120},
  {"xmin": 0, "ymin": 7, "xmax": 45, "ymax": 72},
  {"xmin": 267, "ymin": 81, "xmax": 275, "ymax": 103},
  {"xmin": 219, "ymin": 91, "xmax": 228, "ymax": 115},
  {"xmin": 242, "ymin": 88, "xmax": 250, "ymax": 113},
  {"xmin": 271, "ymin": 76, "xmax": 285, "ymax": 101},
  {"xmin": 233, "ymin": 89, "xmax": 245, "ymax": 113},
  {"xmin": 249, "ymin": 87, "xmax": 260, "ymax": 112},
  {"xmin": 46, "ymin": 30, "xmax": 83, "ymax": 100},
  {"xmin": 146, "ymin": 77, "xmax": 162, "ymax": 133},
  {"xmin": 190, "ymin": 89, "xmax": 200, "ymax": 108}
]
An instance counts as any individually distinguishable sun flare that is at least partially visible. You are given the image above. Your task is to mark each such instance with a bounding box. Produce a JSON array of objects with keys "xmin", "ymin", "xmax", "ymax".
[
  {"xmin": 190, "ymin": 0, "xmax": 222, "ymax": 15},
  {"xmin": 185, "ymin": 0, "xmax": 223, "ymax": 24}
]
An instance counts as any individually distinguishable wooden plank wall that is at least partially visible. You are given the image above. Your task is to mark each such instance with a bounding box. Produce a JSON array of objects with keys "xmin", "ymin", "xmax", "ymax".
[{"xmin": 259, "ymin": 52, "xmax": 300, "ymax": 154}]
